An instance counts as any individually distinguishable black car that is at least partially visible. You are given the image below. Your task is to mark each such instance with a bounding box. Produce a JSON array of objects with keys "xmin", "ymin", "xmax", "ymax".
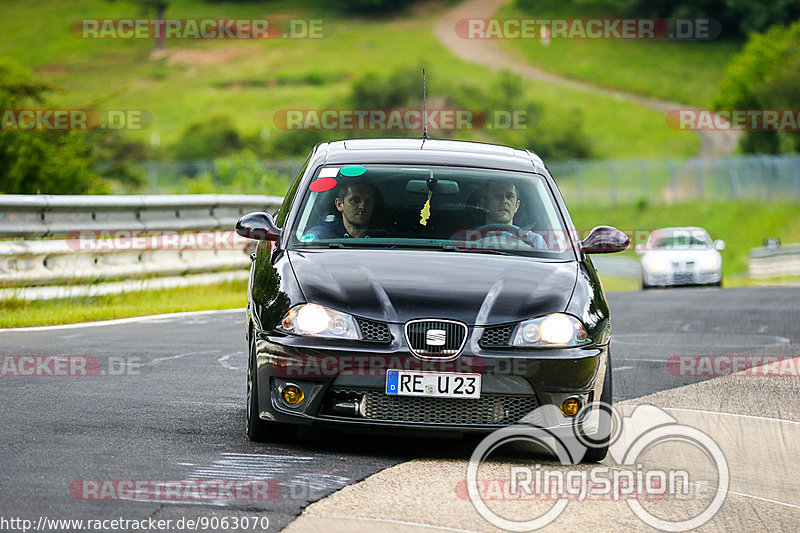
[{"xmin": 236, "ymin": 138, "xmax": 628, "ymax": 462}]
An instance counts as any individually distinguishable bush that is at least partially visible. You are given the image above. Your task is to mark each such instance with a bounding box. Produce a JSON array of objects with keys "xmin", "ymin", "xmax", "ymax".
[
  {"xmin": 168, "ymin": 116, "xmax": 245, "ymax": 161},
  {"xmin": 0, "ymin": 59, "xmax": 108, "ymax": 194},
  {"xmin": 181, "ymin": 151, "xmax": 290, "ymax": 195}
]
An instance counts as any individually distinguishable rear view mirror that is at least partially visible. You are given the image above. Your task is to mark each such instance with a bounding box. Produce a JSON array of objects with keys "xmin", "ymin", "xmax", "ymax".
[
  {"xmin": 714, "ymin": 239, "xmax": 726, "ymax": 251},
  {"xmin": 405, "ymin": 179, "xmax": 460, "ymax": 195},
  {"xmin": 581, "ymin": 226, "xmax": 629, "ymax": 254},
  {"xmin": 236, "ymin": 212, "xmax": 281, "ymax": 241}
]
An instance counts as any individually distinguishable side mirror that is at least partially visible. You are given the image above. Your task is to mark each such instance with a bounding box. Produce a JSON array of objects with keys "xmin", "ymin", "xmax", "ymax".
[
  {"xmin": 581, "ymin": 226, "xmax": 629, "ymax": 254},
  {"xmin": 714, "ymin": 239, "xmax": 726, "ymax": 251},
  {"xmin": 635, "ymin": 243, "xmax": 645, "ymax": 254},
  {"xmin": 236, "ymin": 212, "xmax": 280, "ymax": 241}
]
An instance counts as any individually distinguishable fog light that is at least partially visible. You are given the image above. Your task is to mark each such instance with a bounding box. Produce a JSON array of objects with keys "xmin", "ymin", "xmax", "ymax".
[
  {"xmin": 561, "ymin": 396, "xmax": 582, "ymax": 417},
  {"xmin": 281, "ymin": 384, "xmax": 304, "ymax": 405}
]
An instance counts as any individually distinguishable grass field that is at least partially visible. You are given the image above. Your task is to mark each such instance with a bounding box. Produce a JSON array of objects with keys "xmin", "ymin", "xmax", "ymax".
[
  {"xmin": 497, "ymin": 1, "xmax": 741, "ymax": 108},
  {"xmin": 0, "ymin": 0, "xmax": 698, "ymax": 160},
  {"xmin": 569, "ymin": 201, "xmax": 800, "ymax": 279},
  {"xmin": 0, "ymin": 279, "xmax": 247, "ymax": 328}
]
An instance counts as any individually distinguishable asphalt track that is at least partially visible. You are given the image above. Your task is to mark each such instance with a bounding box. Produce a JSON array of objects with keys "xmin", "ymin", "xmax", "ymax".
[{"xmin": 1, "ymin": 286, "xmax": 799, "ymax": 532}]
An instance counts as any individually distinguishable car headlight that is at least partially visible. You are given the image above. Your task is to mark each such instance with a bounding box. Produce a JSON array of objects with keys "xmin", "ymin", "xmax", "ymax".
[
  {"xmin": 279, "ymin": 303, "xmax": 360, "ymax": 339},
  {"xmin": 512, "ymin": 314, "xmax": 589, "ymax": 347},
  {"xmin": 644, "ymin": 256, "xmax": 668, "ymax": 273},
  {"xmin": 699, "ymin": 253, "xmax": 721, "ymax": 270}
]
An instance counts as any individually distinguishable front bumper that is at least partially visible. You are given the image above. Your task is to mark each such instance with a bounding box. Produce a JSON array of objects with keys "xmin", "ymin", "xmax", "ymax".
[
  {"xmin": 644, "ymin": 269, "xmax": 721, "ymax": 287},
  {"xmin": 252, "ymin": 329, "xmax": 609, "ymax": 434}
]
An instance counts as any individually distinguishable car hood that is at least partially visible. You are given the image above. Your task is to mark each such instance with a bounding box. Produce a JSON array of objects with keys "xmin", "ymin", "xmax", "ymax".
[{"xmin": 288, "ymin": 249, "xmax": 577, "ymax": 325}]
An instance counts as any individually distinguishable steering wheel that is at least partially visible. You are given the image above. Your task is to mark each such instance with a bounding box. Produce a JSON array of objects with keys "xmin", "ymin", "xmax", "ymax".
[{"xmin": 476, "ymin": 223, "xmax": 519, "ymax": 232}]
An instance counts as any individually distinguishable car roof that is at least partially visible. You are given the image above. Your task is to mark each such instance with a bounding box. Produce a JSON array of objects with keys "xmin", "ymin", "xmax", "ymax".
[{"xmin": 314, "ymin": 138, "xmax": 548, "ymax": 174}]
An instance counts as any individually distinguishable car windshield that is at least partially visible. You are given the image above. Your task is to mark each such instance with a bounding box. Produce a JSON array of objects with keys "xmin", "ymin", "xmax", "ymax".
[
  {"xmin": 650, "ymin": 231, "xmax": 712, "ymax": 249},
  {"xmin": 288, "ymin": 164, "xmax": 574, "ymax": 259}
]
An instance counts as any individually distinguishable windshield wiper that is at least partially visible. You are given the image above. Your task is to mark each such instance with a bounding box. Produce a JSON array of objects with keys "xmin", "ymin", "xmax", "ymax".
[{"xmin": 441, "ymin": 245, "xmax": 514, "ymax": 256}]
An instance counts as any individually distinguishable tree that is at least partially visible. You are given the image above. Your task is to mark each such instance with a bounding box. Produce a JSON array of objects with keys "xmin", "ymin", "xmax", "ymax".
[
  {"xmin": 0, "ymin": 59, "xmax": 106, "ymax": 194},
  {"xmin": 0, "ymin": 59, "xmax": 146, "ymax": 194},
  {"xmin": 110, "ymin": 0, "xmax": 169, "ymax": 52},
  {"xmin": 715, "ymin": 21, "xmax": 800, "ymax": 153}
]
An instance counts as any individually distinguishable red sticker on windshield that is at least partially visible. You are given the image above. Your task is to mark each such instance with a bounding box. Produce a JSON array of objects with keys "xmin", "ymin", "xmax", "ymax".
[{"xmin": 309, "ymin": 177, "xmax": 337, "ymax": 192}]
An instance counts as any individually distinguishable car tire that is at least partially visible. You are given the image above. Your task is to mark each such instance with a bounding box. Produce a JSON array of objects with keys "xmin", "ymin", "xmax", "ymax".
[
  {"xmin": 246, "ymin": 327, "xmax": 296, "ymax": 442},
  {"xmin": 580, "ymin": 355, "xmax": 613, "ymax": 463}
]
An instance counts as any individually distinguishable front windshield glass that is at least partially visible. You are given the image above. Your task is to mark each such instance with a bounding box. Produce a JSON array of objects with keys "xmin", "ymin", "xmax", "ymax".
[
  {"xmin": 650, "ymin": 230, "xmax": 712, "ymax": 249},
  {"xmin": 288, "ymin": 164, "xmax": 574, "ymax": 259}
]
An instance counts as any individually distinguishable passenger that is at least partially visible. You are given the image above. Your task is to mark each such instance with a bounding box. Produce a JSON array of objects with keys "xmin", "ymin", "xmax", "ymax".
[{"xmin": 304, "ymin": 181, "xmax": 383, "ymax": 239}]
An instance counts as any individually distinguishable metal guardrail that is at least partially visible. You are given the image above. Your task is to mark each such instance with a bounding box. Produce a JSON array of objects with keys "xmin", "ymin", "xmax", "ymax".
[
  {"xmin": 749, "ymin": 244, "xmax": 800, "ymax": 279},
  {"xmin": 0, "ymin": 195, "xmax": 283, "ymax": 300},
  {"xmin": 0, "ymin": 194, "xmax": 283, "ymax": 238}
]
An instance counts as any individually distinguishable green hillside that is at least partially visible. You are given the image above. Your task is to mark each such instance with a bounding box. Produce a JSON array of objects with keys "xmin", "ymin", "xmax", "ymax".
[{"xmin": 0, "ymin": 0, "xmax": 697, "ymax": 160}]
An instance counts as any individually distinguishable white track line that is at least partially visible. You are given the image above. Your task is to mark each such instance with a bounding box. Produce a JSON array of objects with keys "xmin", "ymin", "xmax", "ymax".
[
  {"xmin": 309, "ymin": 517, "xmax": 479, "ymax": 533},
  {"xmin": 606, "ymin": 466, "xmax": 800, "ymax": 511},
  {"xmin": 659, "ymin": 406, "xmax": 800, "ymax": 426},
  {"xmin": 0, "ymin": 308, "xmax": 244, "ymax": 333}
]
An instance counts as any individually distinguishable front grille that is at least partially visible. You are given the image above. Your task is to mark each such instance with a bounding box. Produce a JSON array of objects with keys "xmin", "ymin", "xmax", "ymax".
[
  {"xmin": 326, "ymin": 388, "xmax": 539, "ymax": 426},
  {"xmin": 405, "ymin": 319, "xmax": 467, "ymax": 358},
  {"xmin": 673, "ymin": 273, "xmax": 696, "ymax": 284},
  {"xmin": 479, "ymin": 324, "xmax": 515, "ymax": 348},
  {"xmin": 356, "ymin": 318, "xmax": 392, "ymax": 343}
]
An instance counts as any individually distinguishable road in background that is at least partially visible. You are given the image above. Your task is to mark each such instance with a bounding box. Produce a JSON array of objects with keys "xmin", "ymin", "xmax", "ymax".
[{"xmin": 1, "ymin": 287, "xmax": 798, "ymax": 531}]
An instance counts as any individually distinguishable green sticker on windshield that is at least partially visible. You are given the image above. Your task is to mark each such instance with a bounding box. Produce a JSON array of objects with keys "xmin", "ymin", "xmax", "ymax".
[
  {"xmin": 300, "ymin": 233, "xmax": 317, "ymax": 242},
  {"xmin": 340, "ymin": 165, "xmax": 366, "ymax": 177}
]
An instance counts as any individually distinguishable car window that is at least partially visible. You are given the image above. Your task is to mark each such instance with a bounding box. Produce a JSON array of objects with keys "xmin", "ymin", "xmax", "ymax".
[
  {"xmin": 287, "ymin": 164, "xmax": 574, "ymax": 259},
  {"xmin": 274, "ymin": 152, "xmax": 311, "ymax": 228},
  {"xmin": 649, "ymin": 230, "xmax": 712, "ymax": 249}
]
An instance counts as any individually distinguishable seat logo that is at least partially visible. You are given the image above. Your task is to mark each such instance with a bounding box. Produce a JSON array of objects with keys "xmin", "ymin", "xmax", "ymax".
[{"xmin": 426, "ymin": 329, "xmax": 446, "ymax": 346}]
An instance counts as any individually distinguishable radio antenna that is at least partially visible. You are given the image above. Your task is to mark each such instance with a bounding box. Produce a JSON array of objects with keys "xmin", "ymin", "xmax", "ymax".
[{"xmin": 421, "ymin": 68, "xmax": 429, "ymax": 140}]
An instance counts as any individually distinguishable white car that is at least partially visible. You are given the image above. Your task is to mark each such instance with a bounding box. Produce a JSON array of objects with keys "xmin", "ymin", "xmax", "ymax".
[{"xmin": 637, "ymin": 227, "xmax": 724, "ymax": 288}]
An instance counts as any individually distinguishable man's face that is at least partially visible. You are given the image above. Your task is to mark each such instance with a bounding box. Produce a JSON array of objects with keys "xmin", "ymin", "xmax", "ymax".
[
  {"xmin": 336, "ymin": 184, "xmax": 375, "ymax": 229},
  {"xmin": 482, "ymin": 182, "xmax": 519, "ymax": 225}
]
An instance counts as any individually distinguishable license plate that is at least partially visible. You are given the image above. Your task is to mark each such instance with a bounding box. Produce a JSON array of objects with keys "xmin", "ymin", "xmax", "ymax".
[{"xmin": 385, "ymin": 370, "xmax": 481, "ymax": 399}]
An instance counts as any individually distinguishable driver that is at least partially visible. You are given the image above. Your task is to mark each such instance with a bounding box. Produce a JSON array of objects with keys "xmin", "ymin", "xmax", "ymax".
[
  {"xmin": 481, "ymin": 180, "xmax": 521, "ymax": 226},
  {"xmin": 477, "ymin": 180, "xmax": 546, "ymax": 248}
]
